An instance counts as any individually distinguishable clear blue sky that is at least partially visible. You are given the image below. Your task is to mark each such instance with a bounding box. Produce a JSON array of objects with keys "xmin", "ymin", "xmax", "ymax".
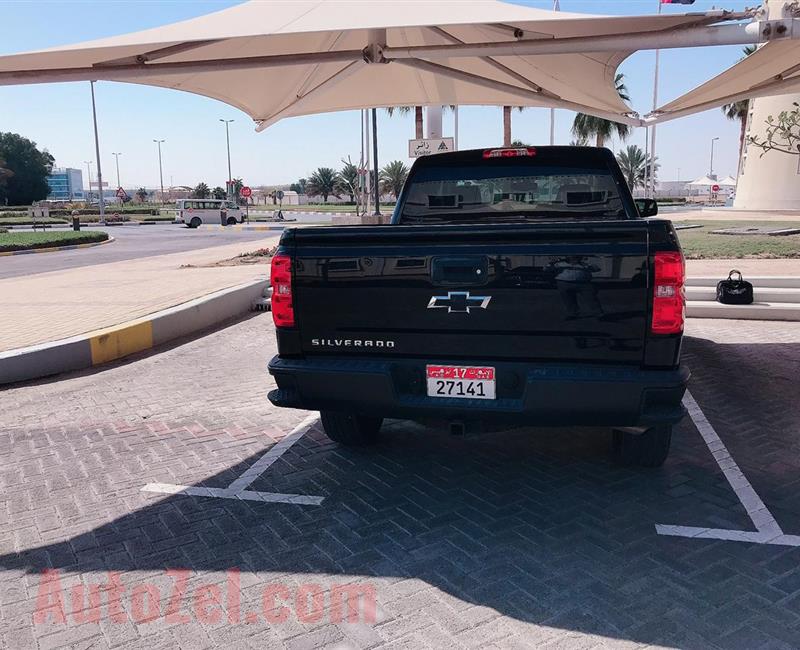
[{"xmin": 0, "ymin": 0, "xmax": 752, "ymax": 190}]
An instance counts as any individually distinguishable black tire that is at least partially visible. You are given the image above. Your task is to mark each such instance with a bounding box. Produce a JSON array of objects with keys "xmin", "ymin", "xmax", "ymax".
[
  {"xmin": 320, "ymin": 411, "xmax": 382, "ymax": 446},
  {"xmin": 189, "ymin": 217, "xmax": 202, "ymax": 229},
  {"xmin": 226, "ymin": 216, "xmax": 238, "ymax": 225},
  {"xmin": 613, "ymin": 425, "xmax": 672, "ymax": 468}
]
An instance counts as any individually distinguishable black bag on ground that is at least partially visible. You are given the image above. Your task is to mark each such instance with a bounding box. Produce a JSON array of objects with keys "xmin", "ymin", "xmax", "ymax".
[{"xmin": 716, "ymin": 270, "xmax": 754, "ymax": 305}]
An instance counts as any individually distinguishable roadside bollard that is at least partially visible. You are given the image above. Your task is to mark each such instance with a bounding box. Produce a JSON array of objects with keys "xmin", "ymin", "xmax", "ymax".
[{"xmin": 72, "ymin": 211, "xmax": 80, "ymax": 231}]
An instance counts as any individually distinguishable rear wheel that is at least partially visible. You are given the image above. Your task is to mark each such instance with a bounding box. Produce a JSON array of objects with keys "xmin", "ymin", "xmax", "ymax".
[
  {"xmin": 189, "ymin": 217, "xmax": 201, "ymax": 229},
  {"xmin": 613, "ymin": 425, "xmax": 672, "ymax": 468},
  {"xmin": 320, "ymin": 411, "xmax": 382, "ymax": 446},
  {"xmin": 226, "ymin": 216, "xmax": 238, "ymax": 225}
]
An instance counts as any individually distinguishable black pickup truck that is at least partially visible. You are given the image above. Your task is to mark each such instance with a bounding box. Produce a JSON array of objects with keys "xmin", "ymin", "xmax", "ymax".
[{"xmin": 268, "ymin": 147, "xmax": 688, "ymax": 467}]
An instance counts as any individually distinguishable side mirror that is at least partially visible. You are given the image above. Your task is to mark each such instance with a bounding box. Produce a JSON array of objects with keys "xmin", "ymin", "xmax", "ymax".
[{"xmin": 635, "ymin": 198, "xmax": 658, "ymax": 218}]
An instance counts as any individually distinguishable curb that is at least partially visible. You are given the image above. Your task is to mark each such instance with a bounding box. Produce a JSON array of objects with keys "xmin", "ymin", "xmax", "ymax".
[
  {"xmin": 0, "ymin": 235, "xmax": 115, "ymax": 257},
  {"xmin": 0, "ymin": 278, "xmax": 268, "ymax": 385},
  {"xmin": 198, "ymin": 224, "xmax": 289, "ymax": 232}
]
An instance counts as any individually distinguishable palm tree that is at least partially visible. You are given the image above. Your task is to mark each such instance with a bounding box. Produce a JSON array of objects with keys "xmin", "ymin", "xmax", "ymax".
[
  {"xmin": 616, "ymin": 145, "xmax": 658, "ymax": 191},
  {"xmin": 212, "ymin": 186, "xmax": 226, "ymax": 200},
  {"xmin": 192, "ymin": 182, "xmax": 210, "ymax": 199},
  {"xmin": 502, "ymin": 107, "xmax": 527, "ymax": 146},
  {"xmin": 290, "ymin": 178, "xmax": 307, "ymax": 194},
  {"xmin": 135, "ymin": 187, "xmax": 148, "ymax": 203},
  {"xmin": 306, "ymin": 167, "xmax": 340, "ymax": 203},
  {"xmin": 339, "ymin": 160, "xmax": 360, "ymax": 203},
  {"xmin": 386, "ymin": 106, "xmax": 424, "ymax": 139},
  {"xmin": 571, "ymin": 73, "xmax": 631, "ymax": 148},
  {"xmin": 380, "ymin": 161, "xmax": 409, "ymax": 199},
  {"xmin": 722, "ymin": 46, "xmax": 758, "ymax": 162},
  {"xmin": 569, "ymin": 136, "xmax": 589, "ymax": 146}
]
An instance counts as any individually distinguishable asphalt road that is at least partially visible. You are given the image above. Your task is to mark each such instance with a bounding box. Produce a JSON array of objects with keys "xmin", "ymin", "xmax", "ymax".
[{"xmin": 0, "ymin": 220, "xmax": 323, "ymax": 279}]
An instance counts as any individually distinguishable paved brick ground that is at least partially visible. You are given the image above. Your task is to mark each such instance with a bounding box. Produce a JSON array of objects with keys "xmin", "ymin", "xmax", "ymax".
[
  {"xmin": 1, "ymin": 315, "xmax": 799, "ymax": 649},
  {"xmin": 0, "ymin": 235, "xmax": 279, "ymax": 352}
]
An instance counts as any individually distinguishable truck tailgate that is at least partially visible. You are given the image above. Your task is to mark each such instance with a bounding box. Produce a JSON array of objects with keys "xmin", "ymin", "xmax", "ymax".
[{"xmin": 288, "ymin": 221, "xmax": 650, "ymax": 364}]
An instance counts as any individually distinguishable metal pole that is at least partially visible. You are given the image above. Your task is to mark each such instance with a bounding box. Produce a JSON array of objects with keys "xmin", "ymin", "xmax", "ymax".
[
  {"xmin": 112, "ymin": 152, "xmax": 121, "ymax": 188},
  {"xmin": 220, "ymin": 119, "xmax": 234, "ymax": 187},
  {"xmin": 550, "ymin": 0, "xmax": 560, "ymax": 145},
  {"xmin": 364, "ymin": 109, "xmax": 372, "ymax": 216},
  {"xmin": 372, "ymin": 107, "xmax": 380, "ymax": 216},
  {"xmin": 154, "ymin": 140, "xmax": 165, "ymax": 202},
  {"xmin": 426, "ymin": 106, "xmax": 443, "ymax": 139},
  {"xmin": 643, "ymin": 126, "xmax": 650, "ymax": 198},
  {"xmin": 710, "ymin": 137, "xmax": 719, "ymax": 177},
  {"xmin": 649, "ymin": 0, "xmax": 662, "ymax": 200},
  {"xmin": 454, "ymin": 105, "xmax": 459, "ymax": 151},
  {"xmin": 89, "ymin": 81, "xmax": 105, "ymax": 221},
  {"xmin": 84, "ymin": 161, "xmax": 92, "ymax": 201}
]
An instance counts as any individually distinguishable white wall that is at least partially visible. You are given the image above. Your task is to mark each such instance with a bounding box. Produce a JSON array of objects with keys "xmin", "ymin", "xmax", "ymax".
[{"xmin": 734, "ymin": 92, "xmax": 800, "ymax": 210}]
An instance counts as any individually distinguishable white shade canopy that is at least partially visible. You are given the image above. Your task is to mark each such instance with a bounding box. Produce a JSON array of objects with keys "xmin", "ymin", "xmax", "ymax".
[
  {"xmin": 0, "ymin": 0, "xmax": 743, "ymax": 131},
  {"xmin": 651, "ymin": 38, "xmax": 800, "ymax": 123}
]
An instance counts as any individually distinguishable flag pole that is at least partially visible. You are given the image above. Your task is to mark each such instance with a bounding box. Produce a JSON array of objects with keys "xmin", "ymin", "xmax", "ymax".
[{"xmin": 649, "ymin": 0, "xmax": 663, "ymax": 198}]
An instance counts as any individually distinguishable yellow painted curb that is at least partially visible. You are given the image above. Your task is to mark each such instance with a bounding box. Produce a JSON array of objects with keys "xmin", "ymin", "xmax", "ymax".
[{"xmin": 89, "ymin": 319, "xmax": 153, "ymax": 365}]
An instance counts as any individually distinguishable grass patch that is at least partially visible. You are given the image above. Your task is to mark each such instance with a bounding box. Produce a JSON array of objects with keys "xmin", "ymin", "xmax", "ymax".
[
  {"xmin": 0, "ymin": 230, "xmax": 108, "ymax": 252},
  {"xmin": 674, "ymin": 220, "xmax": 800, "ymax": 259},
  {"xmin": 0, "ymin": 214, "xmax": 68, "ymax": 225},
  {"xmin": 250, "ymin": 204, "xmax": 395, "ymax": 213}
]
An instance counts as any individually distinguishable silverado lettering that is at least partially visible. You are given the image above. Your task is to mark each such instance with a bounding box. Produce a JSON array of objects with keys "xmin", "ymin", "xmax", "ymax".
[
  {"xmin": 312, "ymin": 339, "xmax": 396, "ymax": 348},
  {"xmin": 268, "ymin": 147, "xmax": 689, "ymax": 468}
]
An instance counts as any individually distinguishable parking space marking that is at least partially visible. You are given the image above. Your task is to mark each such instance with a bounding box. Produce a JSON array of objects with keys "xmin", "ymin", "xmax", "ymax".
[
  {"xmin": 656, "ymin": 390, "xmax": 800, "ymax": 546},
  {"xmin": 141, "ymin": 414, "xmax": 324, "ymax": 506}
]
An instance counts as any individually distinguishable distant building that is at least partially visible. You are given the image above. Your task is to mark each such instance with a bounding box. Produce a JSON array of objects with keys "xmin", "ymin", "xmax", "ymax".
[{"xmin": 47, "ymin": 168, "xmax": 84, "ymax": 201}]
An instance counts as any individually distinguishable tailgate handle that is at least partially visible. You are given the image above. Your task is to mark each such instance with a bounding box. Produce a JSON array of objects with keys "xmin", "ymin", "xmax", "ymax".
[{"xmin": 431, "ymin": 256, "xmax": 488, "ymax": 286}]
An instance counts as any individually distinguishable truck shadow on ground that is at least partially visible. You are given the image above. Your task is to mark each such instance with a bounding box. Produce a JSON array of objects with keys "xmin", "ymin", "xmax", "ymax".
[{"xmin": 2, "ymin": 336, "xmax": 800, "ymax": 648}]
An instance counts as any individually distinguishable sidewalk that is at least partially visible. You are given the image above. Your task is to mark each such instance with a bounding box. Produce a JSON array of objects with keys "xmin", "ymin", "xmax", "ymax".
[
  {"xmin": 687, "ymin": 258, "xmax": 800, "ymax": 276},
  {"xmin": 0, "ymin": 235, "xmax": 279, "ymax": 352}
]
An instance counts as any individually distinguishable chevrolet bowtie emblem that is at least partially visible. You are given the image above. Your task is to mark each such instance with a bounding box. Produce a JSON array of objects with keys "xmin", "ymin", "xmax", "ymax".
[{"xmin": 427, "ymin": 291, "xmax": 491, "ymax": 314}]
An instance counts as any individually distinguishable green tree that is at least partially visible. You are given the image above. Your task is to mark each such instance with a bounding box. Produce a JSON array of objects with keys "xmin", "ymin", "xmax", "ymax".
[
  {"xmin": 721, "ymin": 46, "xmax": 757, "ymax": 161},
  {"xmin": 212, "ymin": 186, "xmax": 226, "ymax": 200},
  {"xmin": 192, "ymin": 182, "xmax": 210, "ymax": 199},
  {"xmin": 135, "ymin": 187, "xmax": 148, "ymax": 203},
  {"xmin": 338, "ymin": 160, "xmax": 360, "ymax": 203},
  {"xmin": 290, "ymin": 178, "xmax": 307, "ymax": 194},
  {"xmin": 749, "ymin": 102, "xmax": 800, "ymax": 157},
  {"xmin": 571, "ymin": 74, "xmax": 631, "ymax": 148},
  {"xmin": 616, "ymin": 145, "xmax": 658, "ymax": 191},
  {"xmin": 380, "ymin": 160, "xmax": 409, "ymax": 199},
  {"xmin": 0, "ymin": 155, "xmax": 13, "ymax": 194},
  {"xmin": 0, "ymin": 132, "xmax": 54, "ymax": 205},
  {"xmin": 306, "ymin": 167, "xmax": 340, "ymax": 203},
  {"xmin": 230, "ymin": 178, "xmax": 246, "ymax": 204},
  {"xmin": 569, "ymin": 136, "xmax": 589, "ymax": 146}
]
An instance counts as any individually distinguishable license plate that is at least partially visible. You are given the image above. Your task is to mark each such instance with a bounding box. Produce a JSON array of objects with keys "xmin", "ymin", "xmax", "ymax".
[{"xmin": 426, "ymin": 365, "xmax": 496, "ymax": 400}]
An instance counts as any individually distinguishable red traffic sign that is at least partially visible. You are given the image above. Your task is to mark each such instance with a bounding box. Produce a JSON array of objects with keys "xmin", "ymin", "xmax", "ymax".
[
  {"xmin": 115, "ymin": 187, "xmax": 127, "ymax": 198},
  {"xmin": 711, "ymin": 184, "xmax": 720, "ymax": 192},
  {"xmin": 239, "ymin": 186, "xmax": 252, "ymax": 198}
]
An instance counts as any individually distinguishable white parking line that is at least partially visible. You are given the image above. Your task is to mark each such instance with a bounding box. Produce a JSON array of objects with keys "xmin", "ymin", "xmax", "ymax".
[
  {"xmin": 141, "ymin": 414, "xmax": 324, "ymax": 506},
  {"xmin": 656, "ymin": 390, "xmax": 800, "ymax": 546}
]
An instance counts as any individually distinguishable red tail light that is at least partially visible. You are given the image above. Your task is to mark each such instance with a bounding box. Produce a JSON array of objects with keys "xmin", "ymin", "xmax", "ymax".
[
  {"xmin": 482, "ymin": 147, "xmax": 537, "ymax": 159},
  {"xmin": 651, "ymin": 251, "xmax": 685, "ymax": 335},
  {"xmin": 270, "ymin": 253, "xmax": 295, "ymax": 328}
]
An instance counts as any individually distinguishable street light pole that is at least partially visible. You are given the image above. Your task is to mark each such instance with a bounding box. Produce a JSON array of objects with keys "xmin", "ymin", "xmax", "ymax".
[
  {"xmin": 89, "ymin": 81, "xmax": 106, "ymax": 222},
  {"xmin": 710, "ymin": 137, "xmax": 720, "ymax": 177},
  {"xmin": 84, "ymin": 161, "xmax": 93, "ymax": 201},
  {"xmin": 112, "ymin": 152, "xmax": 122, "ymax": 188},
  {"xmin": 153, "ymin": 139, "xmax": 165, "ymax": 202},
  {"xmin": 219, "ymin": 119, "xmax": 234, "ymax": 194}
]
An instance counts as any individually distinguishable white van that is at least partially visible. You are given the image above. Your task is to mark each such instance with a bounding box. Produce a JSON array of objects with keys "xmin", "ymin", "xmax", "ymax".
[{"xmin": 176, "ymin": 199, "xmax": 243, "ymax": 227}]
